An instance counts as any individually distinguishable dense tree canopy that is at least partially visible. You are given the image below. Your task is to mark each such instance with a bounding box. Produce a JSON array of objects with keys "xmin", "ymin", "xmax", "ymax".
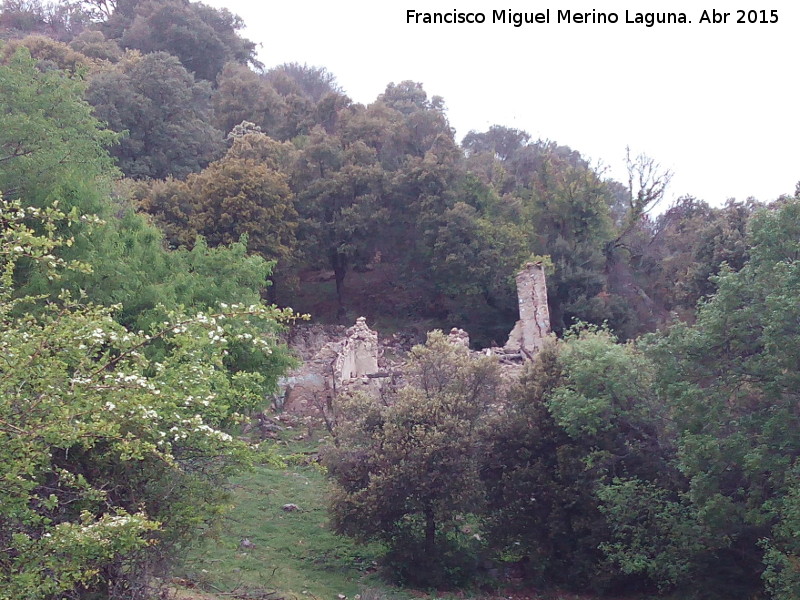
[
  {"xmin": 624, "ymin": 199, "xmax": 800, "ymax": 599},
  {"xmin": 103, "ymin": 0, "xmax": 257, "ymax": 82},
  {"xmin": 86, "ymin": 51, "xmax": 224, "ymax": 179},
  {"xmin": 293, "ymin": 127, "xmax": 386, "ymax": 306},
  {"xmin": 0, "ymin": 35, "xmax": 298, "ymax": 599},
  {"xmin": 213, "ymin": 62, "xmax": 287, "ymax": 137}
]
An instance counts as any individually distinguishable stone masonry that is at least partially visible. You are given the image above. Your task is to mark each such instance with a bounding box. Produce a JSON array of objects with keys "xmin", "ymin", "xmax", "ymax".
[
  {"xmin": 448, "ymin": 327, "xmax": 470, "ymax": 348},
  {"xmin": 504, "ymin": 261, "xmax": 551, "ymax": 359},
  {"xmin": 335, "ymin": 316, "xmax": 380, "ymax": 384},
  {"xmin": 279, "ymin": 318, "xmax": 382, "ymax": 414}
]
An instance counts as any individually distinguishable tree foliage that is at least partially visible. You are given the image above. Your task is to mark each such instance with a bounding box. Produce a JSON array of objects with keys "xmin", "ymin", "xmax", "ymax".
[
  {"xmin": 481, "ymin": 328, "xmax": 675, "ymax": 591},
  {"xmin": 598, "ymin": 198, "xmax": 800, "ymax": 598},
  {"xmin": 2, "ymin": 53, "xmax": 290, "ymax": 374},
  {"xmin": 293, "ymin": 127, "xmax": 386, "ymax": 307},
  {"xmin": 0, "ymin": 34, "xmax": 94, "ymax": 72},
  {"xmin": 0, "ymin": 196, "xmax": 294, "ymax": 599},
  {"xmin": 213, "ymin": 63, "xmax": 287, "ymax": 137},
  {"xmin": 86, "ymin": 51, "xmax": 224, "ymax": 179},
  {"xmin": 0, "ymin": 0, "xmax": 92, "ymax": 41},
  {"xmin": 0, "ymin": 49, "xmax": 117, "ymax": 211},
  {"xmin": 186, "ymin": 155, "xmax": 298, "ymax": 260},
  {"xmin": 324, "ymin": 331, "xmax": 500, "ymax": 586},
  {"xmin": 0, "ymin": 50, "xmax": 299, "ymax": 598},
  {"xmin": 134, "ymin": 131, "xmax": 301, "ymax": 299},
  {"xmin": 102, "ymin": 0, "xmax": 257, "ymax": 82},
  {"xmin": 5, "ymin": 8, "xmax": 800, "ymax": 597}
]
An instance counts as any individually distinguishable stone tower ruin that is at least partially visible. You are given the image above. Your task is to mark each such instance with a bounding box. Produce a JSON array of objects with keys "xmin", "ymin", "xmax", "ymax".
[{"xmin": 504, "ymin": 261, "xmax": 551, "ymax": 359}]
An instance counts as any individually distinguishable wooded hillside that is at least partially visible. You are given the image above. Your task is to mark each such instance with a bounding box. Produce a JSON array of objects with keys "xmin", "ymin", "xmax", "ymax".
[{"xmin": 1, "ymin": 2, "xmax": 798, "ymax": 599}]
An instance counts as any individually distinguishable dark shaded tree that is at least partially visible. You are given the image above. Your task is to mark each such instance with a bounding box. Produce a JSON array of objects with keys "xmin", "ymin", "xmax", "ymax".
[
  {"xmin": 525, "ymin": 153, "xmax": 617, "ymax": 333},
  {"xmin": 0, "ymin": 0, "xmax": 92, "ymax": 41},
  {"xmin": 629, "ymin": 197, "xmax": 755, "ymax": 321},
  {"xmin": 266, "ymin": 62, "xmax": 342, "ymax": 103},
  {"xmin": 428, "ymin": 184, "xmax": 528, "ymax": 342},
  {"xmin": 102, "ymin": 0, "xmax": 257, "ymax": 82},
  {"xmin": 68, "ymin": 29, "xmax": 122, "ymax": 62},
  {"xmin": 293, "ymin": 127, "xmax": 386, "ymax": 308},
  {"xmin": 262, "ymin": 63, "xmax": 349, "ymax": 140},
  {"xmin": 463, "ymin": 125, "xmax": 531, "ymax": 161},
  {"xmin": 325, "ymin": 331, "xmax": 500, "ymax": 587},
  {"xmin": 483, "ymin": 329, "xmax": 676, "ymax": 592},
  {"xmin": 86, "ymin": 51, "xmax": 224, "ymax": 179}
]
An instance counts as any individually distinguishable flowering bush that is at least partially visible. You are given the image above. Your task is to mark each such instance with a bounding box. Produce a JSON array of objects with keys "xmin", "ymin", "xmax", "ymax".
[{"xmin": 0, "ymin": 198, "xmax": 297, "ymax": 599}]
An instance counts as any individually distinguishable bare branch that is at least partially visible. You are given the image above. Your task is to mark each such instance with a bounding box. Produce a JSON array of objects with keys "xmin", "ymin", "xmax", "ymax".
[{"xmin": 612, "ymin": 147, "xmax": 673, "ymax": 248}]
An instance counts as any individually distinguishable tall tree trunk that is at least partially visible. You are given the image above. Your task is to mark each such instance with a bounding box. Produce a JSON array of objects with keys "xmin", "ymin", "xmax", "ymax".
[
  {"xmin": 424, "ymin": 505, "xmax": 436, "ymax": 556},
  {"xmin": 332, "ymin": 252, "xmax": 347, "ymax": 309},
  {"xmin": 265, "ymin": 276, "xmax": 278, "ymax": 305},
  {"xmin": 334, "ymin": 265, "xmax": 345, "ymax": 307}
]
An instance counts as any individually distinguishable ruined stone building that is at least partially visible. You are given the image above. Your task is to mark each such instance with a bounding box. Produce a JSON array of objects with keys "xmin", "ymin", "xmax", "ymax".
[{"xmin": 278, "ymin": 261, "xmax": 551, "ymax": 413}]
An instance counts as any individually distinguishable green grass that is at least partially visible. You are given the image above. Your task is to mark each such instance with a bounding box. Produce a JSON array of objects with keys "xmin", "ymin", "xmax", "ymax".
[
  {"xmin": 171, "ymin": 436, "xmax": 665, "ymax": 600},
  {"xmin": 174, "ymin": 442, "xmax": 388, "ymax": 599}
]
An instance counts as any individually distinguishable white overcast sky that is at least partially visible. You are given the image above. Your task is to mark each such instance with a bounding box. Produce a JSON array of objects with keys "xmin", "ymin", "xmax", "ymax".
[{"xmin": 204, "ymin": 1, "xmax": 798, "ymax": 207}]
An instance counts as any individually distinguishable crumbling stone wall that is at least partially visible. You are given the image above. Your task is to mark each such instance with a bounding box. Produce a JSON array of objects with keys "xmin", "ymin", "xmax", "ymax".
[
  {"xmin": 504, "ymin": 261, "xmax": 551, "ymax": 358},
  {"xmin": 278, "ymin": 263, "xmax": 553, "ymax": 417},
  {"xmin": 278, "ymin": 330, "xmax": 340, "ymax": 414},
  {"xmin": 279, "ymin": 318, "xmax": 384, "ymax": 414},
  {"xmin": 335, "ymin": 317, "xmax": 380, "ymax": 384},
  {"xmin": 448, "ymin": 327, "xmax": 470, "ymax": 348}
]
